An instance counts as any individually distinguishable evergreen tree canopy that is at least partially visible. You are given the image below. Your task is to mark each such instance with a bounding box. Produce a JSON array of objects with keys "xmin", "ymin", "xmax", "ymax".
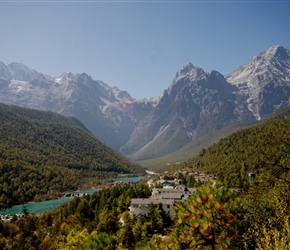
[{"xmin": 0, "ymin": 103, "xmax": 145, "ymax": 208}]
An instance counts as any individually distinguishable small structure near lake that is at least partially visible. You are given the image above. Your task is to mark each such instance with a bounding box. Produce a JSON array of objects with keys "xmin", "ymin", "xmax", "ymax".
[
  {"xmin": 129, "ymin": 185, "xmax": 197, "ymax": 219},
  {"xmin": 130, "ymin": 198, "xmax": 175, "ymax": 218}
]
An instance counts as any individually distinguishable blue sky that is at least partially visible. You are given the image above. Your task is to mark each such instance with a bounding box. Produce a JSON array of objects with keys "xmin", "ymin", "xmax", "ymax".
[{"xmin": 0, "ymin": 1, "xmax": 290, "ymax": 99}]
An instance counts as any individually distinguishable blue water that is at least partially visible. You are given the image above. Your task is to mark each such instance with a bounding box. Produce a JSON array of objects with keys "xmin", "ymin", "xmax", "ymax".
[
  {"xmin": 0, "ymin": 176, "xmax": 143, "ymax": 215},
  {"xmin": 111, "ymin": 176, "xmax": 143, "ymax": 182},
  {"xmin": 0, "ymin": 197, "xmax": 74, "ymax": 215},
  {"xmin": 0, "ymin": 189, "xmax": 101, "ymax": 215}
]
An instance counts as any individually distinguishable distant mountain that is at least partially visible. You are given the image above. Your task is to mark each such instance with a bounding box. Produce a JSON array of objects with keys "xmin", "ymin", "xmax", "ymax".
[
  {"xmin": 0, "ymin": 103, "xmax": 145, "ymax": 208},
  {"xmin": 120, "ymin": 63, "xmax": 255, "ymax": 160},
  {"xmin": 1, "ymin": 45, "xmax": 290, "ymax": 163},
  {"xmin": 0, "ymin": 67, "xmax": 147, "ymax": 150},
  {"xmin": 0, "ymin": 61, "xmax": 41, "ymax": 81},
  {"xmin": 227, "ymin": 45, "xmax": 290, "ymax": 120}
]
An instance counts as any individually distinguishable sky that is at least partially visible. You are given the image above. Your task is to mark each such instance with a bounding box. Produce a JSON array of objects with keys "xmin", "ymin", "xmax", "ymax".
[{"xmin": 0, "ymin": 1, "xmax": 290, "ymax": 99}]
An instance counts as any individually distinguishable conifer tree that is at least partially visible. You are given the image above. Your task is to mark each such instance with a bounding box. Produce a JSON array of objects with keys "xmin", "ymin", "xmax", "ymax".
[{"xmin": 173, "ymin": 182, "xmax": 248, "ymax": 249}]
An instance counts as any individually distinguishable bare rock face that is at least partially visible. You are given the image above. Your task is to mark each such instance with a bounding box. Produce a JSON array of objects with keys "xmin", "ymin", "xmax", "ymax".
[
  {"xmin": 227, "ymin": 45, "xmax": 290, "ymax": 120},
  {"xmin": 1, "ymin": 45, "xmax": 290, "ymax": 160},
  {"xmin": 120, "ymin": 64, "xmax": 254, "ymax": 160},
  {"xmin": 0, "ymin": 65, "xmax": 138, "ymax": 150}
]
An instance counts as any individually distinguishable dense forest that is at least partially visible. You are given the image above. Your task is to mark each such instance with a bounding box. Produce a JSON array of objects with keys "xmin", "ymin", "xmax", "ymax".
[
  {"xmin": 0, "ymin": 105, "xmax": 290, "ymax": 249},
  {"xmin": 182, "ymin": 107, "xmax": 290, "ymax": 190},
  {"xmin": 0, "ymin": 103, "xmax": 145, "ymax": 208},
  {"xmin": 0, "ymin": 179, "xmax": 289, "ymax": 249}
]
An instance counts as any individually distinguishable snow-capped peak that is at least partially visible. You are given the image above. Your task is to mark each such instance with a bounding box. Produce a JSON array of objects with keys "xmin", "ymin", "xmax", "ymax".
[
  {"xmin": 60, "ymin": 71, "xmax": 74, "ymax": 78},
  {"xmin": 0, "ymin": 62, "xmax": 40, "ymax": 81},
  {"xmin": 252, "ymin": 45, "xmax": 290, "ymax": 65},
  {"xmin": 54, "ymin": 71, "xmax": 75, "ymax": 84},
  {"xmin": 169, "ymin": 64, "xmax": 206, "ymax": 95},
  {"xmin": 175, "ymin": 63, "xmax": 204, "ymax": 80},
  {"xmin": 227, "ymin": 45, "xmax": 290, "ymax": 121},
  {"xmin": 135, "ymin": 97, "xmax": 159, "ymax": 107},
  {"xmin": 227, "ymin": 45, "xmax": 290, "ymax": 85},
  {"xmin": 112, "ymin": 86, "xmax": 134, "ymax": 102},
  {"xmin": 265, "ymin": 44, "xmax": 281, "ymax": 58},
  {"xmin": 264, "ymin": 45, "xmax": 290, "ymax": 60}
]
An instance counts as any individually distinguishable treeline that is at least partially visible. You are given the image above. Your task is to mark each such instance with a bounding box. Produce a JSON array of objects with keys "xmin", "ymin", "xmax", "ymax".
[
  {"xmin": 1, "ymin": 105, "xmax": 290, "ymax": 249},
  {"xmin": 183, "ymin": 108, "xmax": 290, "ymax": 189},
  {"xmin": 0, "ymin": 103, "xmax": 145, "ymax": 208},
  {"xmin": 0, "ymin": 183, "xmax": 164, "ymax": 249},
  {"xmin": 0, "ymin": 179, "xmax": 289, "ymax": 249},
  {"xmin": 0, "ymin": 164, "xmax": 108, "ymax": 209}
]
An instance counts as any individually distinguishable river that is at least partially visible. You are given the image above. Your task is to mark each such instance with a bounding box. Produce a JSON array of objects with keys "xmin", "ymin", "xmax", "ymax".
[{"xmin": 0, "ymin": 176, "xmax": 143, "ymax": 215}]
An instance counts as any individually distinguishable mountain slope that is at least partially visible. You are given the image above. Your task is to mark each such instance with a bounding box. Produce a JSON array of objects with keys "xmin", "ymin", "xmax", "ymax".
[
  {"xmin": 227, "ymin": 45, "xmax": 290, "ymax": 120},
  {"xmin": 0, "ymin": 103, "xmax": 145, "ymax": 208},
  {"xmin": 125, "ymin": 45, "xmax": 290, "ymax": 162},
  {"xmin": 0, "ymin": 68, "xmax": 139, "ymax": 150},
  {"xmin": 0, "ymin": 62, "xmax": 40, "ymax": 81},
  {"xmin": 1, "ymin": 45, "xmax": 290, "ymax": 164},
  {"xmin": 137, "ymin": 123, "xmax": 246, "ymax": 172},
  {"xmin": 121, "ymin": 63, "xmax": 255, "ymax": 160},
  {"xmin": 183, "ymin": 106, "xmax": 290, "ymax": 186}
]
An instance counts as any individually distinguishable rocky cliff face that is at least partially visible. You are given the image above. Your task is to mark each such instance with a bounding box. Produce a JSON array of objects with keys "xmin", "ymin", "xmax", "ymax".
[
  {"xmin": 0, "ymin": 62, "xmax": 40, "ymax": 81},
  {"xmin": 120, "ymin": 63, "xmax": 254, "ymax": 160},
  {"xmin": 1, "ymin": 45, "xmax": 290, "ymax": 160},
  {"xmin": 227, "ymin": 45, "xmax": 290, "ymax": 120}
]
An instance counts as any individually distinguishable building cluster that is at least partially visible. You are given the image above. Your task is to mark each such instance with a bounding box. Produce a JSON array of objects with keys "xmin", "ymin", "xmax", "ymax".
[
  {"xmin": 62, "ymin": 192, "xmax": 88, "ymax": 197},
  {"xmin": 129, "ymin": 181, "xmax": 196, "ymax": 219},
  {"xmin": 129, "ymin": 170, "xmax": 214, "ymax": 219},
  {"xmin": 0, "ymin": 213, "xmax": 26, "ymax": 221}
]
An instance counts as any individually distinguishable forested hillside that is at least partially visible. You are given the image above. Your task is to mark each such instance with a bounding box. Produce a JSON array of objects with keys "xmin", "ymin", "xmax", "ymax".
[
  {"xmin": 1, "ymin": 180, "xmax": 289, "ymax": 249},
  {"xmin": 0, "ymin": 103, "xmax": 145, "ymax": 208},
  {"xmin": 183, "ymin": 106, "xmax": 290, "ymax": 189},
  {"xmin": 0, "ymin": 106, "xmax": 290, "ymax": 249}
]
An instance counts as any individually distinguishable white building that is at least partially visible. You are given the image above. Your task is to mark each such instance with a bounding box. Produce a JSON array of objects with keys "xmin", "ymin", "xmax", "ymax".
[
  {"xmin": 129, "ymin": 198, "xmax": 175, "ymax": 218},
  {"xmin": 129, "ymin": 186, "xmax": 197, "ymax": 219}
]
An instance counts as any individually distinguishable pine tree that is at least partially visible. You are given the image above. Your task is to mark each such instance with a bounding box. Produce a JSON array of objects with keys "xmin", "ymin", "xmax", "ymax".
[{"xmin": 173, "ymin": 182, "xmax": 248, "ymax": 249}]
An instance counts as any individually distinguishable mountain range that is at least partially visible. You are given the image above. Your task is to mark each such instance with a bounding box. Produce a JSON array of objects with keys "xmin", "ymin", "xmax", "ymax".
[{"xmin": 1, "ymin": 45, "xmax": 290, "ymax": 162}]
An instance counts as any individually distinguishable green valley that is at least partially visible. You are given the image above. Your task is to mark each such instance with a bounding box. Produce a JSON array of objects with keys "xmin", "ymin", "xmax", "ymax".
[
  {"xmin": 0, "ymin": 103, "xmax": 145, "ymax": 209},
  {"xmin": 0, "ymin": 105, "xmax": 290, "ymax": 250}
]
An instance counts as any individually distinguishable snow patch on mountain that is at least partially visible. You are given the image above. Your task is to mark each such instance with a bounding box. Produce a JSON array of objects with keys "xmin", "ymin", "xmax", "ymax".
[
  {"xmin": 173, "ymin": 63, "xmax": 204, "ymax": 82},
  {"xmin": 1, "ymin": 45, "xmax": 290, "ymax": 159},
  {"xmin": 9, "ymin": 80, "xmax": 31, "ymax": 93},
  {"xmin": 227, "ymin": 45, "xmax": 290, "ymax": 120},
  {"xmin": 135, "ymin": 97, "xmax": 159, "ymax": 107}
]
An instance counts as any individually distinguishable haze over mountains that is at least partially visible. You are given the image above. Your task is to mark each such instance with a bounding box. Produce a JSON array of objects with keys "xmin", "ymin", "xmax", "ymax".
[{"xmin": 1, "ymin": 45, "xmax": 290, "ymax": 161}]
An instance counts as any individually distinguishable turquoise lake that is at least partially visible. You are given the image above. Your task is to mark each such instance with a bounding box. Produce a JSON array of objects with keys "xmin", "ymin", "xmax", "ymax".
[
  {"xmin": 109, "ymin": 176, "xmax": 143, "ymax": 182},
  {"xmin": 0, "ymin": 176, "xmax": 143, "ymax": 215},
  {"xmin": 0, "ymin": 189, "xmax": 101, "ymax": 215}
]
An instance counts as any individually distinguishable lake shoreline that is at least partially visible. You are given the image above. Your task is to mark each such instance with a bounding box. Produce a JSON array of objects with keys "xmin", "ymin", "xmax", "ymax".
[{"xmin": 0, "ymin": 176, "xmax": 143, "ymax": 216}]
